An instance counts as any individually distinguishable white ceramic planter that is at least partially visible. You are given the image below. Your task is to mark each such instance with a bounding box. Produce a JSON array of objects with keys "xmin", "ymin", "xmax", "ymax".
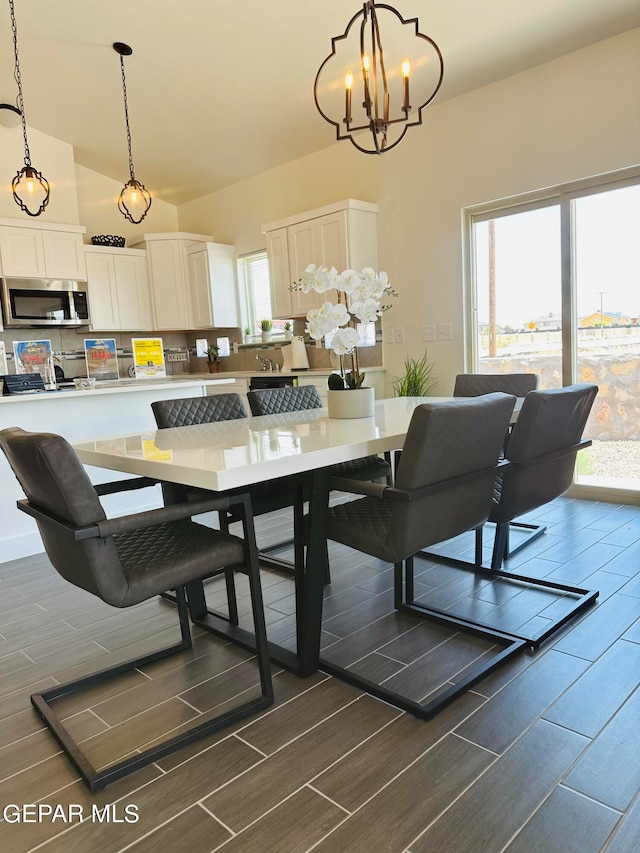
[
  {"xmin": 261, "ymin": 331, "xmax": 272, "ymax": 343},
  {"xmin": 327, "ymin": 387, "xmax": 375, "ymax": 419}
]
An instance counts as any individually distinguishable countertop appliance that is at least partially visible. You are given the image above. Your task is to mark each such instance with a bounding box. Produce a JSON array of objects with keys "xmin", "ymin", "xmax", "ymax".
[
  {"xmin": 1, "ymin": 278, "xmax": 90, "ymax": 327},
  {"xmin": 249, "ymin": 374, "xmax": 298, "ymax": 391},
  {"xmin": 280, "ymin": 336, "xmax": 310, "ymax": 371}
]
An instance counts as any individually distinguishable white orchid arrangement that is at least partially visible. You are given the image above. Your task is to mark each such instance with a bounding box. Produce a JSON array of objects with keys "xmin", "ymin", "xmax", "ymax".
[{"xmin": 293, "ymin": 265, "xmax": 396, "ymax": 389}]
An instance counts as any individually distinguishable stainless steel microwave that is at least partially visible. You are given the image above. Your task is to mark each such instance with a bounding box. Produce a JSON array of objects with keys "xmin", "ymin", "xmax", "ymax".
[{"xmin": 0, "ymin": 278, "xmax": 90, "ymax": 327}]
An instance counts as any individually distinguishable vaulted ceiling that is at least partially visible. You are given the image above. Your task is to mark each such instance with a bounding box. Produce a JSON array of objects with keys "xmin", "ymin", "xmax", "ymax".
[{"xmin": 1, "ymin": 0, "xmax": 638, "ymax": 205}]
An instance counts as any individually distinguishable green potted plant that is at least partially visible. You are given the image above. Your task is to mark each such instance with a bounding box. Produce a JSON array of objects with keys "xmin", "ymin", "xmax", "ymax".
[
  {"xmin": 392, "ymin": 350, "xmax": 438, "ymax": 397},
  {"xmin": 206, "ymin": 345, "xmax": 220, "ymax": 373},
  {"xmin": 283, "ymin": 320, "xmax": 293, "ymax": 340},
  {"xmin": 243, "ymin": 325, "xmax": 252, "ymax": 345},
  {"xmin": 260, "ymin": 318, "xmax": 273, "ymax": 343}
]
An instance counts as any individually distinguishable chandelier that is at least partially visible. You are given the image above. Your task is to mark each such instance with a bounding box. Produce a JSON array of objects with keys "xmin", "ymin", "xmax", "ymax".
[
  {"xmin": 113, "ymin": 42, "xmax": 152, "ymax": 224},
  {"xmin": 7, "ymin": 0, "xmax": 50, "ymax": 216},
  {"xmin": 314, "ymin": 1, "xmax": 444, "ymax": 154}
]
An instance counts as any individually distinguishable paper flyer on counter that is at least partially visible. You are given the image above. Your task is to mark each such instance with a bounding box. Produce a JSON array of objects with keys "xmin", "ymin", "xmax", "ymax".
[
  {"xmin": 0, "ymin": 341, "xmax": 7, "ymax": 375},
  {"xmin": 131, "ymin": 338, "xmax": 166, "ymax": 379},
  {"xmin": 84, "ymin": 338, "xmax": 119, "ymax": 381},
  {"xmin": 12, "ymin": 339, "xmax": 54, "ymax": 384}
]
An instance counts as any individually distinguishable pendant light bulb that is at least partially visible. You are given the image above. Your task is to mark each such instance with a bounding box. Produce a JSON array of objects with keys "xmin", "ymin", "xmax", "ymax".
[
  {"xmin": 114, "ymin": 42, "xmax": 152, "ymax": 224},
  {"xmin": 7, "ymin": 0, "xmax": 50, "ymax": 216}
]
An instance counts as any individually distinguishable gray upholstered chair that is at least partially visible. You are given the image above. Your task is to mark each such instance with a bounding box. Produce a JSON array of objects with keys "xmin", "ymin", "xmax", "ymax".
[
  {"xmin": 152, "ymin": 392, "xmax": 247, "ymax": 428},
  {"xmin": 453, "ymin": 371, "xmax": 540, "ymax": 555},
  {"xmin": 247, "ymin": 385, "xmax": 392, "ymax": 483},
  {"xmin": 151, "ymin": 392, "xmax": 305, "ymax": 575},
  {"xmin": 453, "ymin": 372, "xmax": 538, "ymax": 398},
  {"xmin": 488, "ymin": 383, "xmax": 598, "ymax": 568},
  {"xmin": 409, "ymin": 383, "xmax": 599, "ymax": 648},
  {"xmin": 319, "ymin": 393, "xmax": 523, "ymax": 718},
  {"xmin": 0, "ymin": 426, "xmax": 273, "ymax": 791}
]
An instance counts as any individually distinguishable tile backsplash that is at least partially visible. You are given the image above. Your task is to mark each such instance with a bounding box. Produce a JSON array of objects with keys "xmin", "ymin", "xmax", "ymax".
[{"xmin": 0, "ymin": 321, "xmax": 383, "ymax": 379}]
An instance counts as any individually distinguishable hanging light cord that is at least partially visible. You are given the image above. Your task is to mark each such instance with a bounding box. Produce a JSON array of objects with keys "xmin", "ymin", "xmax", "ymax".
[
  {"xmin": 8, "ymin": 0, "xmax": 31, "ymax": 166},
  {"xmin": 119, "ymin": 54, "xmax": 136, "ymax": 182}
]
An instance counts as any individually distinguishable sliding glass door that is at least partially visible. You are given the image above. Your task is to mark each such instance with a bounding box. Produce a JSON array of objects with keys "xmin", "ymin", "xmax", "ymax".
[
  {"xmin": 573, "ymin": 183, "xmax": 640, "ymax": 490},
  {"xmin": 467, "ymin": 171, "xmax": 640, "ymax": 497}
]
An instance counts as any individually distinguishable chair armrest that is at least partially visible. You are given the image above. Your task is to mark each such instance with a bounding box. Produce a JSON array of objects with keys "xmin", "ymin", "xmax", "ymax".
[
  {"xmin": 508, "ymin": 439, "xmax": 591, "ymax": 470},
  {"xmin": 94, "ymin": 494, "xmax": 247, "ymax": 538},
  {"xmin": 382, "ymin": 459, "xmax": 511, "ymax": 503},
  {"xmin": 329, "ymin": 477, "xmax": 388, "ymax": 499},
  {"xmin": 17, "ymin": 492, "xmax": 251, "ymax": 542},
  {"xmin": 94, "ymin": 477, "xmax": 160, "ymax": 496}
]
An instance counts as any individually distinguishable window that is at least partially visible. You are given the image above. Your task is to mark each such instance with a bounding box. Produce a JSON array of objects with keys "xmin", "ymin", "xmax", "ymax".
[
  {"xmin": 465, "ymin": 168, "xmax": 640, "ymax": 498},
  {"xmin": 239, "ymin": 250, "xmax": 271, "ymax": 334}
]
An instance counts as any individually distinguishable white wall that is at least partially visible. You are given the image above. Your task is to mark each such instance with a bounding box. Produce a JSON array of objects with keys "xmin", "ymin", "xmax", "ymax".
[
  {"xmin": 176, "ymin": 29, "xmax": 640, "ymax": 395},
  {"xmin": 75, "ymin": 164, "xmax": 179, "ymax": 243},
  {"xmin": 0, "ymin": 126, "xmax": 179, "ymax": 239},
  {"xmin": 0, "ymin": 125, "xmax": 80, "ymax": 223}
]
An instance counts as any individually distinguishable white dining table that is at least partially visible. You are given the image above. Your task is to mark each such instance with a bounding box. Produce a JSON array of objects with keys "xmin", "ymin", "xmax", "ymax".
[{"xmin": 73, "ymin": 396, "xmax": 520, "ymax": 675}]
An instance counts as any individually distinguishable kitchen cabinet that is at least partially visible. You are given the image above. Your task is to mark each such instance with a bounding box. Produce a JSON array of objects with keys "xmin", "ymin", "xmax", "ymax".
[
  {"xmin": 85, "ymin": 246, "xmax": 151, "ymax": 331},
  {"xmin": 262, "ymin": 199, "xmax": 377, "ymax": 319},
  {"xmin": 131, "ymin": 232, "xmax": 237, "ymax": 331},
  {"xmin": 186, "ymin": 242, "xmax": 239, "ymax": 328},
  {"xmin": 0, "ymin": 218, "xmax": 87, "ymax": 280}
]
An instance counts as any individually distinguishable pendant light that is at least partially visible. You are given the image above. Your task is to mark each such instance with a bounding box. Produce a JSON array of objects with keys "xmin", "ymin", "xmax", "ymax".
[
  {"xmin": 314, "ymin": 1, "xmax": 444, "ymax": 155},
  {"xmin": 7, "ymin": 0, "xmax": 50, "ymax": 216},
  {"xmin": 113, "ymin": 42, "xmax": 152, "ymax": 224}
]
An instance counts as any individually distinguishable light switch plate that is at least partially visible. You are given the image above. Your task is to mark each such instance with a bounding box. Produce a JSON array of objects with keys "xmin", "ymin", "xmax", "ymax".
[
  {"xmin": 422, "ymin": 325, "xmax": 436, "ymax": 342},
  {"xmin": 385, "ymin": 327, "xmax": 394, "ymax": 344},
  {"xmin": 395, "ymin": 327, "xmax": 405, "ymax": 344},
  {"xmin": 436, "ymin": 323, "xmax": 452, "ymax": 341}
]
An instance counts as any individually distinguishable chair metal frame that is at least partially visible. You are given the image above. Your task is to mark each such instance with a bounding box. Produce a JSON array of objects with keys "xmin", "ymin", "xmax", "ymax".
[
  {"xmin": 16, "ymin": 486, "xmax": 273, "ymax": 791},
  {"xmin": 409, "ymin": 439, "xmax": 599, "ymax": 648},
  {"xmin": 320, "ymin": 456, "xmax": 527, "ymax": 720}
]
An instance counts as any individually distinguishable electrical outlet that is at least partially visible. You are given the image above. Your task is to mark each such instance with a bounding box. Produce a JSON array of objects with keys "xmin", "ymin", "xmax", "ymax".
[
  {"xmin": 422, "ymin": 325, "xmax": 435, "ymax": 342},
  {"xmin": 395, "ymin": 327, "xmax": 405, "ymax": 344},
  {"xmin": 385, "ymin": 327, "xmax": 394, "ymax": 344},
  {"xmin": 436, "ymin": 323, "xmax": 452, "ymax": 341}
]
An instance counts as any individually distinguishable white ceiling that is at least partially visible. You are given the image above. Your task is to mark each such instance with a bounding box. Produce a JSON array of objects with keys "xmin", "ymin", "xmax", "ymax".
[{"xmin": 1, "ymin": 0, "xmax": 638, "ymax": 205}]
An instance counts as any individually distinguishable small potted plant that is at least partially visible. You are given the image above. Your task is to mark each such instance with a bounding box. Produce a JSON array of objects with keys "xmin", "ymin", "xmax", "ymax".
[
  {"xmin": 392, "ymin": 351, "xmax": 438, "ymax": 397},
  {"xmin": 260, "ymin": 319, "xmax": 273, "ymax": 343},
  {"xmin": 283, "ymin": 320, "xmax": 293, "ymax": 340},
  {"xmin": 243, "ymin": 325, "xmax": 252, "ymax": 345},
  {"xmin": 206, "ymin": 345, "xmax": 220, "ymax": 373}
]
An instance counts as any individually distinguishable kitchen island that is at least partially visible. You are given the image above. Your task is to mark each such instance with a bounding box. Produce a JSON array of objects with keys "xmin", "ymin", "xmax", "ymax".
[{"xmin": 0, "ymin": 375, "xmax": 234, "ymax": 560}]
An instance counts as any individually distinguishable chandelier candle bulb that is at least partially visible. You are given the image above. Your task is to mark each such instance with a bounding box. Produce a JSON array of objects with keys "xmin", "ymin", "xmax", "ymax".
[
  {"xmin": 345, "ymin": 71, "xmax": 353, "ymax": 123},
  {"xmin": 362, "ymin": 55, "xmax": 371, "ymax": 115},
  {"xmin": 402, "ymin": 59, "xmax": 410, "ymax": 111}
]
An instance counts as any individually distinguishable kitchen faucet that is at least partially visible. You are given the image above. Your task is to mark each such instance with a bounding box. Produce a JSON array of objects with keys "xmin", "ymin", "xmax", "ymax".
[{"xmin": 255, "ymin": 354, "xmax": 269, "ymax": 371}]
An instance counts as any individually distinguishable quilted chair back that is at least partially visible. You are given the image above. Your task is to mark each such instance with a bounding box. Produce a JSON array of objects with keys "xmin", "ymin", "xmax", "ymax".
[
  {"xmin": 491, "ymin": 383, "xmax": 598, "ymax": 524},
  {"xmin": 0, "ymin": 427, "xmax": 129, "ymax": 604},
  {"xmin": 152, "ymin": 393, "xmax": 247, "ymax": 428},
  {"xmin": 247, "ymin": 385, "xmax": 322, "ymax": 416},
  {"xmin": 387, "ymin": 394, "xmax": 516, "ymax": 560},
  {"xmin": 454, "ymin": 373, "xmax": 538, "ymax": 398}
]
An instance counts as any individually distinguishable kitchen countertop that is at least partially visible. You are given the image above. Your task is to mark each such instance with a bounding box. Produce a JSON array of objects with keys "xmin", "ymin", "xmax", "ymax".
[
  {"xmin": 0, "ymin": 375, "xmax": 234, "ymax": 404},
  {"xmin": 188, "ymin": 367, "xmax": 386, "ymax": 379}
]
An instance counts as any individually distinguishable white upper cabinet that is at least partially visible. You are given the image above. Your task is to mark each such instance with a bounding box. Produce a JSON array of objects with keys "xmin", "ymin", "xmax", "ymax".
[
  {"xmin": 186, "ymin": 242, "xmax": 239, "ymax": 328},
  {"xmin": 263, "ymin": 200, "xmax": 378, "ymax": 319},
  {"xmin": 131, "ymin": 232, "xmax": 238, "ymax": 331},
  {"xmin": 85, "ymin": 246, "xmax": 151, "ymax": 331},
  {"xmin": 265, "ymin": 228, "xmax": 290, "ymax": 320},
  {"xmin": 0, "ymin": 219, "xmax": 87, "ymax": 280}
]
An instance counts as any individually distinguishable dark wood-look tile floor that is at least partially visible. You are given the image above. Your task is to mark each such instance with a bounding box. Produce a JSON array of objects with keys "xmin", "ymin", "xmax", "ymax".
[{"xmin": 0, "ymin": 495, "xmax": 639, "ymax": 852}]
